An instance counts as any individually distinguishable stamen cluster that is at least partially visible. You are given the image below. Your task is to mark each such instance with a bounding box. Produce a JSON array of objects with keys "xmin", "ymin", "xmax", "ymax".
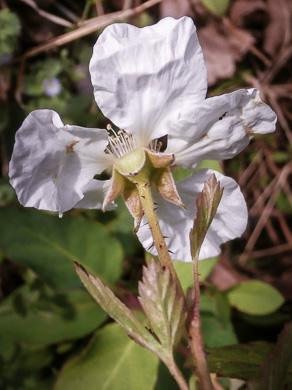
[
  {"xmin": 106, "ymin": 125, "xmax": 136, "ymax": 158},
  {"xmin": 106, "ymin": 124, "xmax": 165, "ymax": 160}
]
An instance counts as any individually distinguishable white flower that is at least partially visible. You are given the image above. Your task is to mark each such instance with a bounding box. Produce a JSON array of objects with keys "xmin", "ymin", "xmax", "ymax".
[{"xmin": 9, "ymin": 17, "xmax": 276, "ymax": 262}]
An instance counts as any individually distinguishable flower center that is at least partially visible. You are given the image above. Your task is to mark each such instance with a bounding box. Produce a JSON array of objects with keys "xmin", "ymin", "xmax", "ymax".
[
  {"xmin": 105, "ymin": 125, "xmax": 167, "ymax": 160},
  {"xmin": 106, "ymin": 125, "xmax": 137, "ymax": 159}
]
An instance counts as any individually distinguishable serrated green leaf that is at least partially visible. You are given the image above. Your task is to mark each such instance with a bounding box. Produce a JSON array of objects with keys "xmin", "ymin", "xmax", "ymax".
[
  {"xmin": 75, "ymin": 262, "xmax": 162, "ymax": 354},
  {"xmin": 138, "ymin": 259, "xmax": 187, "ymax": 349},
  {"xmin": 227, "ymin": 281, "xmax": 284, "ymax": 315},
  {"xmin": 54, "ymin": 323, "xmax": 159, "ymax": 390},
  {"xmin": 0, "ymin": 285, "xmax": 107, "ymax": 344},
  {"xmin": 0, "ymin": 207, "xmax": 123, "ymax": 290}
]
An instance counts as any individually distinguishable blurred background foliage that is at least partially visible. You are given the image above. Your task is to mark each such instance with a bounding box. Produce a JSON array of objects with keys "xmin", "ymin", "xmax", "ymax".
[{"xmin": 0, "ymin": 0, "xmax": 291, "ymax": 389}]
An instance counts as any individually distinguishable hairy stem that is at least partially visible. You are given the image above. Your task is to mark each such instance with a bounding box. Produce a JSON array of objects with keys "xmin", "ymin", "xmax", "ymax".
[
  {"xmin": 188, "ymin": 253, "xmax": 214, "ymax": 390},
  {"xmin": 136, "ymin": 181, "xmax": 184, "ymax": 297},
  {"xmin": 136, "ymin": 181, "xmax": 189, "ymax": 390}
]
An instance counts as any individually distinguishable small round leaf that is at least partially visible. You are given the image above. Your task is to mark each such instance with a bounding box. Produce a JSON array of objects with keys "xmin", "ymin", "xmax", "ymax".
[{"xmin": 227, "ymin": 281, "xmax": 284, "ymax": 316}]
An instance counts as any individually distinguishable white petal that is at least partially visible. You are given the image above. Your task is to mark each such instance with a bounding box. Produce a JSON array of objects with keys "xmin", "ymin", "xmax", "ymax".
[
  {"xmin": 167, "ymin": 89, "xmax": 277, "ymax": 169},
  {"xmin": 90, "ymin": 16, "xmax": 207, "ymax": 147},
  {"xmin": 9, "ymin": 110, "xmax": 112, "ymax": 213},
  {"xmin": 137, "ymin": 169, "xmax": 248, "ymax": 262},
  {"xmin": 74, "ymin": 179, "xmax": 116, "ymax": 211}
]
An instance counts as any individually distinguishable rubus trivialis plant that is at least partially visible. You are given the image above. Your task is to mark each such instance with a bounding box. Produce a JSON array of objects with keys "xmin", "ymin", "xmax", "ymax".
[{"xmin": 9, "ymin": 17, "xmax": 276, "ymax": 389}]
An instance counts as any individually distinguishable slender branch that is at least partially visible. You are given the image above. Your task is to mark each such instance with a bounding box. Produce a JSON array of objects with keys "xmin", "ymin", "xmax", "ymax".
[
  {"xmin": 19, "ymin": 0, "xmax": 74, "ymax": 27},
  {"xmin": 188, "ymin": 252, "xmax": 214, "ymax": 390},
  {"xmin": 187, "ymin": 175, "xmax": 223, "ymax": 390}
]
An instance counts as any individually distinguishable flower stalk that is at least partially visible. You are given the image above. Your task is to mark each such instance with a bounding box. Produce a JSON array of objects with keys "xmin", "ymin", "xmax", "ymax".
[
  {"xmin": 135, "ymin": 177, "xmax": 189, "ymax": 390},
  {"xmin": 136, "ymin": 180, "xmax": 185, "ymax": 300}
]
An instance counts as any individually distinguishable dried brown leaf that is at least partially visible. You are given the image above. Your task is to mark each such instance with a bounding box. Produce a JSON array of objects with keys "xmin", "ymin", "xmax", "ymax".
[
  {"xmin": 198, "ymin": 21, "xmax": 254, "ymax": 85},
  {"xmin": 263, "ymin": 0, "xmax": 291, "ymax": 56}
]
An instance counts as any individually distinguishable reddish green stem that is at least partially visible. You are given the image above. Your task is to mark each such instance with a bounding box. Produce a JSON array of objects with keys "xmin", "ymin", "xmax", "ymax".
[{"xmin": 188, "ymin": 253, "xmax": 214, "ymax": 390}]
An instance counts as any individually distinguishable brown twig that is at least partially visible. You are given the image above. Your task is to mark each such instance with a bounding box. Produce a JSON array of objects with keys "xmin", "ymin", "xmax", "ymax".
[
  {"xmin": 276, "ymin": 211, "xmax": 292, "ymax": 243},
  {"xmin": 249, "ymin": 243, "xmax": 292, "ymax": 259},
  {"xmin": 265, "ymin": 218, "xmax": 280, "ymax": 245},
  {"xmin": 95, "ymin": 1, "xmax": 105, "ymax": 16},
  {"xmin": 238, "ymin": 151, "xmax": 263, "ymax": 188},
  {"xmin": 13, "ymin": 0, "xmax": 164, "ymax": 61},
  {"xmin": 261, "ymin": 45, "xmax": 292, "ymax": 85},
  {"xmin": 18, "ymin": 0, "xmax": 74, "ymax": 27},
  {"xmin": 239, "ymin": 163, "xmax": 292, "ymax": 264}
]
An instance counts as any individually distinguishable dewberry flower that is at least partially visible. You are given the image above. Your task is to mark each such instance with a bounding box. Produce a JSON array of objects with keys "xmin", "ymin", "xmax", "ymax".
[{"xmin": 9, "ymin": 17, "xmax": 276, "ymax": 262}]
